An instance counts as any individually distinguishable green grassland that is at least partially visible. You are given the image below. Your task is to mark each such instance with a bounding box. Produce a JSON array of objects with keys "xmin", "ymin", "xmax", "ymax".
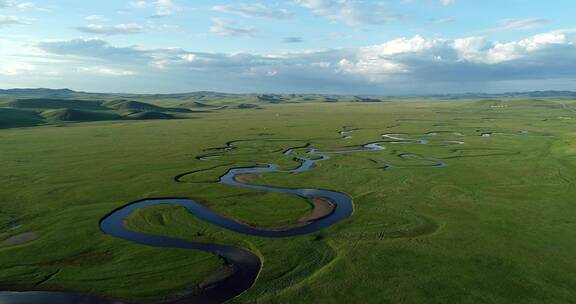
[{"xmin": 1, "ymin": 96, "xmax": 576, "ymax": 303}]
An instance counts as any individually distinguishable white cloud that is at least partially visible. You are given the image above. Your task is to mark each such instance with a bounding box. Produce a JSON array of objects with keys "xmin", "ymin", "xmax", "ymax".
[
  {"xmin": 452, "ymin": 37, "xmax": 488, "ymax": 62},
  {"xmin": 84, "ymin": 15, "xmax": 108, "ymax": 21},
  {"xmin": 180, "ymin": 54, "xmax": 197, "ymax": 62},
  {"xmin": 152, "ymin": 0, "xmax": 175, "ymax": 18},
  {"xmin": 14, "ymin": 2, "xmax": 34, "ymax": 9},
  {"xmin": 212, "ymin": 3, "xmax": 293, "ymax": 19},
  {"xmin": 129, "ymin": 0, "xmax": 177, "ymax": 17},
  {"xmin": 483, "ymin": 18, "xmax": 552, "ymax": 33},
  {"xmin": 402, "ymin": 0, "xmax": 455, "ymax": 7},
  {"xmin": 295, "ymin": 0, "xmax": 404, "ymax": 26},
  {"xmin": 210, "ymin": 18, "xmax": 257, "ymax": 37},
  {"xmin": 29, "ymin": 29, "xmax": 576, "ymax": 93},
  {"xmin": 429, "ymin": 18, "xmax": 455, "ymax": 25},
  {"xmin": 37, "ymin": 39, "xmax": 149, "ymax": 62},
  {"xmin": 0, "ymin": 15, "xmax": 26, "ymax": 26},
  {"xmin": 333, "ymin": 35, "xmax": 435, "ymax": 80},
  {"xmin": 360, "ymin": 35, "xmax": 438, "ymax": 55},
  {"xmin": 77, "ymin": 66, "xmax": 135, "ymax": 76},
  {"xmin": 129, "ymin": 1, "xmax": 148, "ymax": 9},
  {"xmin": 76, "ymin": 24, "xmax": 145, "ymax": 35},
  {"xmin": 0, "ymin": 1, "xmax": 37, "ymax": 9},
  {"xmin": 484, "ymin": 30, "xmax": 575, "ymax": 63},
  {"xmin": 337, "ymin": 58, "xmax": 406, "ymax": 79}
]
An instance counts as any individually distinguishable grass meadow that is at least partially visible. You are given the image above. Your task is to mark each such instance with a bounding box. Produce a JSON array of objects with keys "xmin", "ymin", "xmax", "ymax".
[{"xmin": 1, "ymin": 99, "xmax": 576, "ymax": 303}]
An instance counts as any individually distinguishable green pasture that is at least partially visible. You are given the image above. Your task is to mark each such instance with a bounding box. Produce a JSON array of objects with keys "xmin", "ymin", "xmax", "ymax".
[{"xmin": 1, "ymin": 98, "xmax": 576, "ymax": 303}]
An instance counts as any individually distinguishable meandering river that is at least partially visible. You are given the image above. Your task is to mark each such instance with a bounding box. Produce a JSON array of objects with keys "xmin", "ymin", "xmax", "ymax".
[{"xmin": 0, "ymin": 133, "xmax": 454, "ymax": 304}]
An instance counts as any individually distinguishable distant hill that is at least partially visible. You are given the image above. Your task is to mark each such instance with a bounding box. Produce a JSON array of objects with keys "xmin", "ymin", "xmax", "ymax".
[
  {"xmin": 257, "ymin": 94, "xmax": 287, "ymax": 104},
  {"xmin": 104, "ymin": 100, "xmax": 162, "ymax": 111},
  {"xmin": 0, "ymin": 88, "xmax": 575, "ymax": 129},
  {"xmin": 0, "ymin": 92, "xmax": 202, "ymax": 128},
  {"xmin": 5, "ymin": 97, "xmax": 192, "ymax": 114},
  {"xmin": 1, "ymin": 88, "xmax": 575, "ymax": 102},
  {"xmin": 7, "ymin": 99, "xmax": 106, "ymax": 111},
  {"xmin": 103, "ymin": 100, "xmax": 191, "ymax": 113},
  {"xmin": 0, "ymin": 88, "xmax": 77, "ymax": 99},
  {"xmin": 42, "ymin": 109, "xmax": 122, "ymax": 122}
]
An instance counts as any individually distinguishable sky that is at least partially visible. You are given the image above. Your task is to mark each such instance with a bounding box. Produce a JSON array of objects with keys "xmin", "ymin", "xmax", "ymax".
[{"xmin": 0, "ymin": 0, "xmax": 575, "ymax": 94}]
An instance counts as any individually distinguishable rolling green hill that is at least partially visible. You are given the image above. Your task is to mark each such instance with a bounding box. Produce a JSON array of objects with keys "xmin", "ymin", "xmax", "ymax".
[
  {"xmin": 0, "ymin": 96, "xmax": 196, "ymax": 128},
  {"xmin": 6, "ymin": 99, "xmax": 107, "ymax": 111},
  {"xmin": 41, "ymin": 109, "xmax": 123, "ymax": 122},
  {"xmin": 104, "ymin": 100, "xmax": 163, "ymax": 111},
  {"xmin": 0, "ymin": 108, "xmax": 44, "ymax": 129}
]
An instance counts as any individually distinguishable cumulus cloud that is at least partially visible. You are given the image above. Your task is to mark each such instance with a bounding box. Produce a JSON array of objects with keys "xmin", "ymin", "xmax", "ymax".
[
  {"xmin": 31, "ymin": 29, "xmax": 576, "ymax": 93},
  {"xmin": 76, "ymin": 24, "xmax": 145, "ymax": 35},
  {"xmin": 212, "ymin": 3, "xmax": 293, "ymax": 19},
  {"xmin": 330, "ymin": 30, "xmax": 576, "ymax": 85},
  {"xmin": 295, "ymin": 0, "xmax": 404, "ymax": 26},
  {"xmin": 210, "ymin": 18, "xmax": 257, "ymax": 37}
]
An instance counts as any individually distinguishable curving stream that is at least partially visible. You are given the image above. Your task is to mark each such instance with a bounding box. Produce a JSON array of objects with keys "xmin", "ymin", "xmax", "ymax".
[{"xmin": 0, "ymin": 133, "xmax": 450, "ymax": 304}]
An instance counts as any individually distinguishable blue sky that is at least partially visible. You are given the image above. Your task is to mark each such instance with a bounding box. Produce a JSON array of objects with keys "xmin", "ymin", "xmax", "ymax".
[{"xmin": 0, "ymin": 0, "xmax": 575, "ymax": 94}]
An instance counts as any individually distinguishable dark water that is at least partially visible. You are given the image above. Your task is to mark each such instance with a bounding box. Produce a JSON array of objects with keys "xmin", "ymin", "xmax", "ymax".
[{"xmin": 0, "ymin": 137, "xmax": 448, "ymax": 304}]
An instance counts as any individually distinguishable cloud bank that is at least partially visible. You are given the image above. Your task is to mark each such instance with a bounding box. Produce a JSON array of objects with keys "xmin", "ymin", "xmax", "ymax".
[{"xmin": 11, "ymin": 29, "xmax": 576, "ymax": 93}]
